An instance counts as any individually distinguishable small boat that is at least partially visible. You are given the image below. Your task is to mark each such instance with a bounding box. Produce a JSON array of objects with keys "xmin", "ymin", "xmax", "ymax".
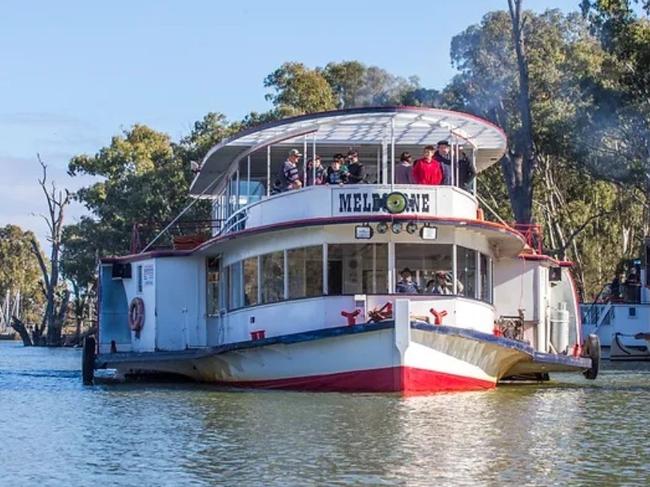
[
  {"xmin": 582, "ymin": 254, "xmax": 650, "ymax": 361},
  {"xmin": 85, "ymin": 107, "xmax": 599, "ymax": 393}
]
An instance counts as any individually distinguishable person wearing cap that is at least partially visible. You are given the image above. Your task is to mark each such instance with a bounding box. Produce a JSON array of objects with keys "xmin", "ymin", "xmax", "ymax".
[
  {"xmin": 279, "ymin": 149, "xmax": 303, "ymax": 192},
  {"xmin": 325, "ymin": 154, "xmax": 349, "ymax": 185},
  {"xmin": 395, "ymin": 151, "xmax": 414, "ymax": 184},
  {"xmin": 412, "ymin": 145, "xmax": 444, "ymax": 185},
  {"xmin": 345, "ymin": 150, "xmax": 365, "ymax": 184},
  {"xmin": 396, "ymin": 268, "xmax": 420, "ymax": 294},
  {"xmin": 306, "ymin": 155, "xmax": 326, "ymax": 186}
]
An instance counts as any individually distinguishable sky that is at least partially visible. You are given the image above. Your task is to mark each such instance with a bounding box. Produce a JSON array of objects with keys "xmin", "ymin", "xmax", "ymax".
[{"xmin": 0, "ymin": 0, "xmax": 575, "ymax": 246}]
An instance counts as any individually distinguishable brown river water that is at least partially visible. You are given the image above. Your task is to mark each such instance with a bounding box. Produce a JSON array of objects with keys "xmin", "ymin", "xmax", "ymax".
[{"xmin": 1, "ymin": 341, "xmax": 650, "ymax": 486}]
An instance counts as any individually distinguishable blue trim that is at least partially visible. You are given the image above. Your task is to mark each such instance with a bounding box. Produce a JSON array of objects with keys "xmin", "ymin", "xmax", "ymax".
[{"xmin": 97, "ymin": 320, "xmax": 591, "ymax": 371}]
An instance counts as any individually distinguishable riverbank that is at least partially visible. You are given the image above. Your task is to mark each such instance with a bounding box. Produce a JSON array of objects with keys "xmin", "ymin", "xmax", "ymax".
[{"xmin": 1, "ymin": 341, "xmax": 650, "ymax": 485}]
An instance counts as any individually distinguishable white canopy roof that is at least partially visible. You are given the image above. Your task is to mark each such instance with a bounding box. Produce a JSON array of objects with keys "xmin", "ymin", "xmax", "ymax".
[{"xmin": 190, "ymin": 106, "xmax": 507, "ymax": 195}]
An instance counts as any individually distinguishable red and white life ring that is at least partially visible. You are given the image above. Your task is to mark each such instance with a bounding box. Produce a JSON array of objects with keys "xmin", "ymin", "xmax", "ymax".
[{"xmin": 128, "ymin": 297, "xmax": 145, "ymax": 336}]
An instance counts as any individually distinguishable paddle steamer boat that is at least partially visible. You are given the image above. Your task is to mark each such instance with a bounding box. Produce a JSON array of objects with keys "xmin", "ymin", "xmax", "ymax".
[{"xmin": 85, "ymin": 107, "xmax": 599, "ymax": 393}]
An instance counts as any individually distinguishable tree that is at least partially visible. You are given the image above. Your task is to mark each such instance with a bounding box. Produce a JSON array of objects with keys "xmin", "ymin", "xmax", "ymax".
[
  {"xmin": 264, "ymin": 62, "xmax": 337, "ymax": 116},
  {"xmin": 61, "ymin": 220, "xmax": 99, "ymax": 343},
  {"xmin": 32, "ymin": 156, "xmax": 71, "ymax": 346},
  {"xmin": 0, "ymin": 225, "xmax": 44, "ymax": 327}
]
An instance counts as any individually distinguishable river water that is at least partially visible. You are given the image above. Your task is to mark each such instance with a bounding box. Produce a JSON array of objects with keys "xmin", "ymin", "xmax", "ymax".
[{"xmin": 1, "ymin": 341, "xmax": 649, "ymax": 486}]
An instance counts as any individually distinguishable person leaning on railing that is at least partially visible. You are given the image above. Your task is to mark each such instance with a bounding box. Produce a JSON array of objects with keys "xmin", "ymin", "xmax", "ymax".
[
  {"xmin": 275, "ymin": 148, "xmax": 303, "ymax": 192},
  {"xmin": 325, "ymin": 154, "xmax": 348, "ymax": 185}
]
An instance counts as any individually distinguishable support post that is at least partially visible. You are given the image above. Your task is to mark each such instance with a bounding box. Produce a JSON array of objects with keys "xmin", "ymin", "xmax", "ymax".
[
  {"xmin": 390, "ymin": 116, "xmax": 396, "ymax": 188},
  {"xmin": 452, "ymin": 243, "xmax": 458, "ymax": 294},
  {"xmin": 266, "ymin": 145, "xmax": 271, "ymax": 196},
  {"xmin": 395, "ymin": 299, "xmax": 411, "ymax": 358},
  {"xmin": 303, "ymin": 136, "xmax": 308, "ymax": 185}
]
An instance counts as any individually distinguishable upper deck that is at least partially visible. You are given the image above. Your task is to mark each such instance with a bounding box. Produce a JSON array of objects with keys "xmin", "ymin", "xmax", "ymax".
[{"xmin": 188, "ymin": 107, "xmax": 508, "ymax": 238}]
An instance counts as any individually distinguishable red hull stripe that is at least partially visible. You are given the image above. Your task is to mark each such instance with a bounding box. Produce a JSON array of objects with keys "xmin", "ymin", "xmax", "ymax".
[{"xmin": 216, "ymin": 366, "xmax": 495, "ymax": 394}]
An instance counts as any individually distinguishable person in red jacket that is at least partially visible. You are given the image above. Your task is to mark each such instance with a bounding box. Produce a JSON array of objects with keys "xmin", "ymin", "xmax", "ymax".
[{"xmin": 412, "ymin": 145, "xmax": 444, "ymax": 185}]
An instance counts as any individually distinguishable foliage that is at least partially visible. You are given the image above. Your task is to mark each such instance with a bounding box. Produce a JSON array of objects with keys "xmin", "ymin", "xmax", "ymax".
[{"xmin": 0, "ymin": 225, "xmax": 44, "ymax": 323}]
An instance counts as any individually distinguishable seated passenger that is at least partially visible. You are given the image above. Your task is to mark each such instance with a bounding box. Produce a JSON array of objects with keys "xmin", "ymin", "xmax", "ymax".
[
  {"xmin": 345, "ymin": 150, "xmax": 365, "ymax": 184},
  {"xmin": 396, "ymin": 268, "xmax": 420, "ymax": 294},
  {"xmin": 306, "ymin": 155, "xmax": 326, "ymax": 186},
  {"xmin": 395, "ymin": 152, "xmax": 414, "ymax": 184},
  {"xmin": 279, "ymin": 149, "xmax": 303, "ymax": 192},
  {"xmin": 412, "ymin": 145, "xmax": 444, "ymax": 185},
  {"xmin": 426, "ymin": 271, "xmax": 463, "ymax": 295},
  {"xmin": 325, "ymin": 155, "xmax": 348, "ymax": 185}
]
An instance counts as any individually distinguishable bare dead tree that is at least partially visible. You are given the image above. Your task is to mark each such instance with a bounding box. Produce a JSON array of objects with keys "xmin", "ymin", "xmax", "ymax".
[{"xmin": 31, "ymin": 154, "xmax": 71, "ymax": 346}]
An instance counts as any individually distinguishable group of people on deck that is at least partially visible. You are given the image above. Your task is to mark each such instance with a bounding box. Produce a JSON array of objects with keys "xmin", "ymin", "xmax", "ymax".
[
  {"xmin": 395, "ymin": 140, "xmax": 475, "ymax": 190},
  {"xmin": 276, "ymin": 140, "xmax": 476, "ymax": 193},
  {"xmin": 395, "ymin": 267, "xmax": 464, "ymax": 295},
  {"xmin": 275, "ymin": 149, "xmax": 365, "ymax": 192}
]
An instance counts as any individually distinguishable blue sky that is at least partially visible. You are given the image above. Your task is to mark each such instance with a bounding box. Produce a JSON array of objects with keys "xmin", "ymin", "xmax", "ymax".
[{"xmin": 0, "ymin": 0, "xmax": 575, "ymax": 244}]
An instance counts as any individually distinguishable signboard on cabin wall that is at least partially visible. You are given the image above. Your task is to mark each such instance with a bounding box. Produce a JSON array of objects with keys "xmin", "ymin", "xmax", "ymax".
[
  {"xmin": 331, "ymin": 187, "xmax": 436, "ymax": 216},
  {"xmin": 143, "ymin": 264, "xmax": 154, "ymax": 286}
]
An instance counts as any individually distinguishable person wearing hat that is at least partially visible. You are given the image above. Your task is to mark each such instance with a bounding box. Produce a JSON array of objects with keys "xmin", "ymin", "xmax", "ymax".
[
  {"xmin": 412, "ymin": 145, "xmax": 444, "ymax": 185},
  {"xmin": 434, "ymin": 140, "xmax": 476, "ymax": 190},
  {"xmin": 426, "ymin": 270, "xmax": 464, "ymax": 295},
  {"xmin": 396, "ymin": 268, "xmax": 420, "ymax": 294},
  {"xmin": 279, "ymin": 149, "xmax": 303, "ymax": 192}
]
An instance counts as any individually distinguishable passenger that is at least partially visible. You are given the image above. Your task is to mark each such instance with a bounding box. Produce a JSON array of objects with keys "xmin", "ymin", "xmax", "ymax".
[
  {"xmin": 325, "ymin": 154, "xmax": 348, "ymax": 185},
  {"xmin": 345, "ymin": 150, "xmax": 365, "ymax": 184},
  {"xmin": 395, "ymin": 152, "xmax": 414, "ymax": 184},
  {"xmin": 306, "ymin": 155, "xmax": 326, "ymax": 186},
  {"xmin": 426, "ymin": 271, "xmax": 463, "ymax": 295},
  {"xmin": 433, "ymin": 140, "xmax": 452, "ymax": 185},
  {"xmin": 396, "ymin": 268, "xmax": 420, "ymax": 294},
  {"xmin": 456, "ymin": 151, "xmax": 477, "ymax": 191},
  {"xmin": 279, "ymin": 149, "xmax": 303, "ymax": 192},
  {"xmin": 412, "ymin": 145, "xmax": 444, "ymax": 185}
]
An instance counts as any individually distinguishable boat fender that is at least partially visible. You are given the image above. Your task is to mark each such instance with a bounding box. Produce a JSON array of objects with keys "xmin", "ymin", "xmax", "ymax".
[
  {"xmin": 582, "ymin": 334, "xmax": 600, "ymax": 380},
  {"xmin": 341, "ymin": 309, "xmax": 361, "ymax": 326},
  {"xmin": 82, "ymin": 335, "xmax": 96, "ymax": 385},
  {"xmin": 429, "ymin": 308, "xmax": 448, "ymax": 325},
  {"xmin": 128, "ymin": 297, "xmax": 145, "ymax": 338}
]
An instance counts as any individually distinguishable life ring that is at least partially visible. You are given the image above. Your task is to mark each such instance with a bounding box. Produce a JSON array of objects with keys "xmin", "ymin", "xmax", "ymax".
[{"xmin": 128, "ymin": 297, "xmax": 145, "ymax": 337}]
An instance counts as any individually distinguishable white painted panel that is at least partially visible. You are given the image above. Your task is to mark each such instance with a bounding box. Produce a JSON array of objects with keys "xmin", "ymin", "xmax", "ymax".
[
  {"xmin": 122, "ymin": 259, "xmax": 156, "ymax": 352},
  {"xmin": 155, "ymin": 257, "xmax": 204, "ymax": 351}
]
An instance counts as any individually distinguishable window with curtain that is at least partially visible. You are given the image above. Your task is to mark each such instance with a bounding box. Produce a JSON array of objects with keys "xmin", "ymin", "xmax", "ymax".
[
  {"xmin": 207, "ymin": 257, "xmax": 220, "ymax": 315},
  {"xmin": 243, "ymin": 257, "xmax": 258, "ymax": 306},
  {"xmin": 228, "ymin": 261, "xmax": 243, "ymax": 310}
]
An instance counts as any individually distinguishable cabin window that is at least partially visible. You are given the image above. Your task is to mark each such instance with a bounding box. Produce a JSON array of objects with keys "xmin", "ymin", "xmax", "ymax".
[
  {"xmin": 456, "ymin": 246, "xmax": 477, "ymax": 299},
  {"xmin": 261, "ymin": 251, "xmax": 284, "ymax": 303},
  {"xmin": 243, "ymin": 257, "xmax": 258, "ymax": 306},
  {"xmin": 480, "ymin": 253, "xmax": 492, "ymax": 303},
  {"xmin": 228, "ymin": 261, "xmax": 243, "ymax": 310},
  {"xmin": 207, "ymin": 257, "xmax": 221, "ymax": 315},
  {"xmin": 288, "ymin": 246, "xmax": 323, "ymax": 299},
  {"xmin": 327, "ymin": 244, "xmax": 388, "ymax": 295},
  {"xmin": 395, "ymin": 243, "xmax": 453, "ymax": 294}
]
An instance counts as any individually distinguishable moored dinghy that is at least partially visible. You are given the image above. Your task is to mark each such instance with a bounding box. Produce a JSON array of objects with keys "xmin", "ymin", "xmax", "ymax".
[{"xmin": 87, "ymin": 107, "xmax": 599, "ymax": 393}]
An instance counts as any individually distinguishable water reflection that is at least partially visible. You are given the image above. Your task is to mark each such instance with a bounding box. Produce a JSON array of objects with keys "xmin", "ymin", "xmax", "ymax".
[{"xmin": 2, "ymin": 342, "xmax": 650, "ymax": 486}]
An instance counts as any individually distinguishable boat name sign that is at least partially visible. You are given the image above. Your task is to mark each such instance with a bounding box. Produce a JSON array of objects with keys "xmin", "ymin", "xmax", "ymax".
[{"xmin": 333, "ymin": 188, "xmax": 432, "ymax": 215}]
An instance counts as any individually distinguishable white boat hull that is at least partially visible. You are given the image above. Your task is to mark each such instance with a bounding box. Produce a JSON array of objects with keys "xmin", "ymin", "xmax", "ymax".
[{"xmin": 94, "ymin": 320, "xmax": 592, "ymax": 394}]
